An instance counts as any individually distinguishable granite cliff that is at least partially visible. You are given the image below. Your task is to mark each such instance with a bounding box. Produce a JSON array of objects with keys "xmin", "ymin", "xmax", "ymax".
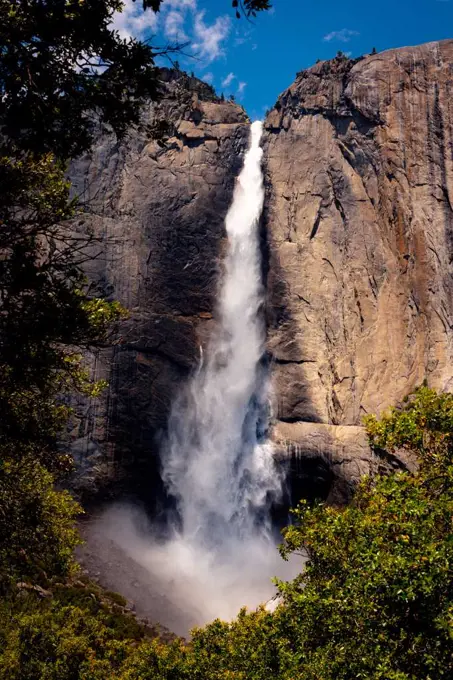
[
  {"xmin": 68, "ymin": 69, "xmax": 249, "ymax": 500},
  {"xmin": 264, "ymin": 39, "xmax": 453, "ymax": 501},
  {"xmin": 69, "ymin": 41, "xmax": 453, "ymax": 504}
]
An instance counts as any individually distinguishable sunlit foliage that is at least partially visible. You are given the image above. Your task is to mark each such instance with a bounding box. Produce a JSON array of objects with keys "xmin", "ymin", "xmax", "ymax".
[
  {"xmin": 0, "ymin": 459, "xmax": 81, "ymax": 592},
  {"xmin": 1, "ymin": 388, "xmax": 452, "ymax": 679}
]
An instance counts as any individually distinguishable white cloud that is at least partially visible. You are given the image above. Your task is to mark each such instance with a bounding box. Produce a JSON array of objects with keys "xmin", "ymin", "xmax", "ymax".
[
  {"xmin": 192, "ymin": 11, "xmax": 231, "ymax": 63},
  {"xmin": 323, "ymin": 28, "xmax": 359, "ymax": 43},
  {"xmin": 222, "ymin": 72, "xmax": 235, "ymax": 87},
  {"xmin": 111, "ymin": 0, "xmax": 158, "ymax": 40},
  {"xmin": 201, "ymin": 71, "xmax": 214, "ymax": 84},
  {"xmin": 164, "ymin": 0, "xmax": 196, "ymax": 8},
  {"xmin": 112, "ymin": 0, "xmax": 232, "ymax": 67},
  {"xmin": 237, "ymin": 81, "xmax": 247, "ymax": 96},
  {"xmin": 234, "ymin": 29, "xmax": 253, "ymax": 47},
  {"xmin": 164, "ymin": 10, "xmax": 188, "ymax": 41}
]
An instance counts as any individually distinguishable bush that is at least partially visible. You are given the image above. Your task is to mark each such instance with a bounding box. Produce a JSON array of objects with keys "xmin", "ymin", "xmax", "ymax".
[
  {"xmin": 364, "ymin": 385, "xmax": 453, "ymax": 481},
  {"xmin": 0, "ymin": 456, "xmax": 81, "ymax": 591},
  {"xmin": 1, "ymin": 388, "xmax": 452, "ymax": 679},
  {"xmin": 276, "ymin": 472, "xmax": 453, "ymax": 678},
  {"xmin": 0, "ymin": 596, "xmax": 132, "ymax": 680}
]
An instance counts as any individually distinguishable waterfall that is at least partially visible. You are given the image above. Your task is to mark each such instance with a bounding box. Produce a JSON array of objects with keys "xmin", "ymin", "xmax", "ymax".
[
  {"xmin": 88, "ymin": 122, "xmax": 295, "ymax": 635},
  {"xmin": 162, "ymin": 120, "xmax": 282, "ymax": 547}
]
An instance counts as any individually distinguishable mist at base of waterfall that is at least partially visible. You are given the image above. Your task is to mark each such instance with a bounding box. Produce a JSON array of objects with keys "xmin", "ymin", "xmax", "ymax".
[{"xmin": 81, "ymin": 503, "xmax": 300, "ymax": 636}]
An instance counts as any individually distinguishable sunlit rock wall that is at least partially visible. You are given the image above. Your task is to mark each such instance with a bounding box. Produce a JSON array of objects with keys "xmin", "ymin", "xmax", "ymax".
[{"xmin": 264, "ymin": 40, "xmax": 453, "ymax": 499}]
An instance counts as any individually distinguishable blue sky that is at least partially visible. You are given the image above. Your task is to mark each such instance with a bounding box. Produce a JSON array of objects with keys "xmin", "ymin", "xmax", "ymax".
[{"xmin": 113, "ymin": 0, "xmax": 453, "ymax": 120}]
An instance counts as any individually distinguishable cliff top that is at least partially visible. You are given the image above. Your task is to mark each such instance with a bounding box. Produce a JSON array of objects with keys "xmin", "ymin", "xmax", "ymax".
[{"xmin": 267, "ymin": 39, "xmax": 453, "ymax": 128}]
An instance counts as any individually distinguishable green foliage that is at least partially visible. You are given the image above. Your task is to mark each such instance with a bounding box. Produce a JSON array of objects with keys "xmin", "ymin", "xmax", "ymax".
[
  {"xmin": 232, "ymin": 0, "xmax": 272, "ymax": 19},
  {"xmin": 0, "ymin": 458, "xmax": 81, "ymax": 591},
  {"xmin": 276, "ymin": 476, "xmax": 453, "ymax": 678},
  {"xmin": 0, "ymin": 580, "xmax": 170, "ymax": 680},
  {"xmin": 0, "ymin": 0, "xmax": 159, "ymax": 159},
  {"xmin": 364, "ymin": 386, "xmax": 453, "ymax": 482},
  {"xmin": 50, "ymin": 581, "xmax": 155, "ymax": 642},
  {"xmin": 0, "ymin": 596, "xmax": 134, "ymax": 679}
]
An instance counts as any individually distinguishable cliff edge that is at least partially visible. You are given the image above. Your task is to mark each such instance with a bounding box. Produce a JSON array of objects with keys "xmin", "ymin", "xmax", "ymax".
[{"xmin": 264, "ymin": 41, "xmax": 453, "ymax": 500}]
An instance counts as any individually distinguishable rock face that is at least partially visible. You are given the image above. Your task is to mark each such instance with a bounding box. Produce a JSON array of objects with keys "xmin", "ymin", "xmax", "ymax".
[
  {"xmin": 70, "ymin": 42, "xmax": 453, "ymax": 504},
  {"xmin": 68, "ymin": 70, "xmax": 249, "ymax": 498},
  {"xmin": 264, "ymin": 40, "xmax": 453, "ymax": 498}
]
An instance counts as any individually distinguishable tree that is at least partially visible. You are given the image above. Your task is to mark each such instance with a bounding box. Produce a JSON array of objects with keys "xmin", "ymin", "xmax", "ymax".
[
  {"xmin": 0, "ymin": 0, "xmax": 163, "ymax": 160},
  {"xmin": 0, "ymin": 153, "xmax": 124, "ymax": 474},
  {"xmin": 271, "ymin": 387, "xmax": 453, "ymax": 679},
  {"xmin": 232, "ymin": 0, "xmax": 273, "ymax": 19},
  {"xmin": 364, "ymin": 385, "xmax": 453, "ymax": 481},
  {"xmin": 0, "ymin": 151, "xmax": 124, "ymax": 590},
  {"xmin": 0, "ymin": 457, "xmax": 81, "ymax": 591},
  {"xmin": 124, "ymin": 388, "xmax": 453, "ymax": 680},
  {"xmin": 1, "ymin": 387, "xmax": 452, "ymax": 680}
]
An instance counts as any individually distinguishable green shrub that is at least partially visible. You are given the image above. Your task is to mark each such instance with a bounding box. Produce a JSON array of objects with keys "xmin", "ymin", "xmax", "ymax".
[
  {"xmin": 1, "ymin": 388, "xmax": 452, "ymax": 679},
  {"xmin": 0, "ymin": 595, "xmax": 132, "ymax": 680},
  {"xmin": 364, "ymin": 385, "xmax": 453, "ymax": 482},
  {"xmin": 0, "ymin": 457, "xmax": 81, "ymax": 591},
  {"xmin": 275, "ymin": 471, "xmax": 453, "ymax": 679}
]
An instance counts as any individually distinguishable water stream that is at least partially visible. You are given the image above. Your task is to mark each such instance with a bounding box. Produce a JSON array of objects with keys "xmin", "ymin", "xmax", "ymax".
[
  {"xmin": 162, "ymin": 120, "xmax": 282, "ymax": 548},
  {"xmin": 87, "ymin": 122, "xmax": 296, "ymax": 635}
]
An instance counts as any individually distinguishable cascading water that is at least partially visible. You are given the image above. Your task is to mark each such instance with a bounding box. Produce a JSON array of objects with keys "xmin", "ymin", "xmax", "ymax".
[
  {"xmin": 89, "ymin": 122, "xmax": 296, "ymax": 635},
  {"xmin": 161, "ymin": 120, "xmax": 281, "ymax": 547}
]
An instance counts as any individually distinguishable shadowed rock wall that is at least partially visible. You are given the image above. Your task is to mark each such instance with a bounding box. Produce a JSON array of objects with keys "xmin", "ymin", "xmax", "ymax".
[
  {"xmin": 264, "ymin": 40, "xmax": 453, "ymax": 499},
  {"xmin": 67, "ymin": 70, "xmax": 249, "ymax": 499}
]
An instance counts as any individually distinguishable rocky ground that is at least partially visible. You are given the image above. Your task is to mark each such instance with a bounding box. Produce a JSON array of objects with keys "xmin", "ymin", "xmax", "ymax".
[{"xmin": 77, "ymin": 517, "xmax": 197, "ymax": 638}]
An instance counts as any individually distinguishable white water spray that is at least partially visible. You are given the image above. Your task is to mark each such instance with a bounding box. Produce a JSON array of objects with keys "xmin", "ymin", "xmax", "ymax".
[
  {"xmin": 162, "ymin": 120, "xmax": 281, "ymax": 544},
  {"xmin": 88, "ymin": 122, "xmax": 295, "ymax": 635}
]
